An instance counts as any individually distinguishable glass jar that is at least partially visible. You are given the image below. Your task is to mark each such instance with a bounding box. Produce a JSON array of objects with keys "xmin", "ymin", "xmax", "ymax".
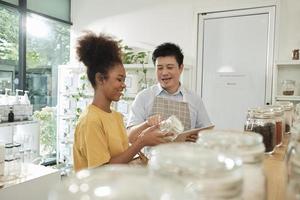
[
  {"xmin": 159, "ymin": 115, "xmax": 184, "ymax": 141},
  {"xmin": 148, "ymin": 143, "xmax": 243, "ymax": 199},
  {"xmin": 48, "ymin": 165, "xmax": 197, "ymax": 200},
  {"xmin": 197, "ymin": 131, "xmax": 266, "ymax": 200},
  {"xmin": 295, "ymin": 103, "xmax": 300, "ymax": 122},
  {"xmin": 286, "ymin": 141, "xmax": 300, "ymax": 199},
  {"xmin": 5, "ymin": 143, "xmax": 14, "ymax": 161},
  {"xmin": 287, "ymin": 141, "xmax": 300, "ymax": 180},
  {"xmin": 0, "ymin": 142, "xmax": 4, "ymax": 163},
  {"xmin": 0, "ymin": 161, "xmax": 4, "ymax": 176},
  {"xmin": 245, "ymin": 111, "xmax": 276, "ymax": 154},
  {"xmin": 266, "ymin": 105, "xmax": 285, "ymax": 147},
  {"xmin": 244, "ymin": 108, "xmax": 257, "ymax": 131},
  {"xmin": 276, "ymin": 101, "xmax": 294, "ymax": 133},
  {"xmin": 0, "ymin": 142, "xmax": 4, "ymax": 176},
  {"xmin": 286, "ymin": 179, "xmax": 300, "ymax": 200},
  {"xmin": 282, "ymin": 80, "xmax": 296, "ymax": 96}
]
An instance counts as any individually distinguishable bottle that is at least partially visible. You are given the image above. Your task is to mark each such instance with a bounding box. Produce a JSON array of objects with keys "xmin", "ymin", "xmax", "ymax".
[
  {"xmin": 8, "ymin": 106, "xmax": 14, "ymax": 122},
  {"xmin": 3, "ymin": 88, "xmax": 11, "ymax": 105},
  {"xmin": 23, "ymin": 91, "xmax": 30, "ymax": 105},
  {"xmin": 12, "ymin": 89, "xmax": 23, "ymax": 105}
]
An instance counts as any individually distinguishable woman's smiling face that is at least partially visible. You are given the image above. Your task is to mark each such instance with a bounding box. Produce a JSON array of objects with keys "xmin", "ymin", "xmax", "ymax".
[{"xmin": 101, "ymin": 64, "xmax": 126, "ymax": 102}]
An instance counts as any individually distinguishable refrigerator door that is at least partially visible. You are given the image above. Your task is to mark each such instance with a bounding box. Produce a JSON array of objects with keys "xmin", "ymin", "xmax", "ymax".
[{"xmin": 198, "ymin": 7, "xmax": 275, "ymax": 129}]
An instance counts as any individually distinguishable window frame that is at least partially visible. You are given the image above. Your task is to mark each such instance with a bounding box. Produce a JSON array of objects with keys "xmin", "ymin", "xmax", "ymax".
[{"xmin": 0, "ymin": 0, "xmax": 72, "ymax": 91}]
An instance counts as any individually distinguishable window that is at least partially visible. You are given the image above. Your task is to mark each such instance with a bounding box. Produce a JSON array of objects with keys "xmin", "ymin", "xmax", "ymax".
[
  {"xmin": 26, "ymin": 13, "xmax": 70, "ymax": 111},
  {"xmin": 0, "ymin": 0, "xmax": 71, "ymax": 159},
  {"xmin": 0, "ymin": 5, "xmax": 19, "ymax": 93}
]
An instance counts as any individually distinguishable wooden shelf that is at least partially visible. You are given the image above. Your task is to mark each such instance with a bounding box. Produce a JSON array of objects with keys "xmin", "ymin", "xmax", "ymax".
[{"xmin": 275, "ymin": 95, "xmax": 300, "ymax": 101}]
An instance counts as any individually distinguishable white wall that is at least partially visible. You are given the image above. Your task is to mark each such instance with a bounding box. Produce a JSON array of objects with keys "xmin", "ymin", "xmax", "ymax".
[{"xmin": 71, "ymin": 0, "xmax": 300, "ymax": 89}]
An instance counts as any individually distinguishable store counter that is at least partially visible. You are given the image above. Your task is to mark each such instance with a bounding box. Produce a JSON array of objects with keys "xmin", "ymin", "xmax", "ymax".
[
  {"xmin": 264, "ymin": 134, "xmax": 290, "ymax": 200},
  {"xmin": 0, "ymin": 163, "xmax": 60, "ymax": 200}
]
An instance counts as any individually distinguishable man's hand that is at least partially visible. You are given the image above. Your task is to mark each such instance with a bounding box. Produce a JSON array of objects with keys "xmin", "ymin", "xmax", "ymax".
[
  {"xmin": 138, "ymin": 125, "xmax": 173, "ymax": 146},
  {"xmin": 173, "ymin": 132, "xmax": 198, "ymax": 143},
  {"xmin": 146, "ymin": 114, "xmax": 162, "ymax": 127}
]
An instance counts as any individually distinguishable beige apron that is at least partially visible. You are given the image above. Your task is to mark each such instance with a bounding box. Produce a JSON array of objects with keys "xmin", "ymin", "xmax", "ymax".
[{"xmin": 151, "ymin": 96, "xmax": 191, "ymax": 131}]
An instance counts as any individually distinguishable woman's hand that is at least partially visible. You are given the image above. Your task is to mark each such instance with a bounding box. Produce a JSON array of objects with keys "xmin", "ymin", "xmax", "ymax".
[
  {"xmin": 146, "ymin": 114, "xmax": 162, "ymax": 127},
  {"xmin": 138, "ymin": 125, "xmax": 173, "ymax": 147}
]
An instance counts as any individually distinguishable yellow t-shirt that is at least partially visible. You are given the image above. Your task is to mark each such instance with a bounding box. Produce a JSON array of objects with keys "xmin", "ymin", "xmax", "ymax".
[{"xmin": 73, "ymin": 104, "xmax": 129, "ymax": 172}]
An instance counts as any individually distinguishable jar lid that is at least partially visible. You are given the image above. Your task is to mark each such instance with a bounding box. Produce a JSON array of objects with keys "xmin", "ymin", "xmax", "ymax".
[
  {"xmin": 149, "ymin": 143, "xmax": 242, "ymax": 178},
  {"xmin": 282, "ymin": 80, "xmax": 296, "ymax": 84},
  {"xmin": 149, "ymin": 143, "xmax": 243, "ymax": 198},
  {"xmin": 254, "ymin": 111, "xmax": 275, "ymax": 119},
  {"xmin": 5, "ymin": 143, "xmax": 14, "ymax": 149},
  {"xmin": 276, "ymin": 101, "xmax": 294, "ymax": 111},
  {"xmin": 13, "ymin": 143, "xmax": 21, "ymax": 148},
  {"xmin": 264, "ymin": 105, "xmax": 284, "ymax": 116},
  {"xmin": 197, "ymin": 131, "xmax": 265, "ymax": 163},
  {"xmin": 48, "ymin": 165, "xmax": 197, "ymax": 200}
]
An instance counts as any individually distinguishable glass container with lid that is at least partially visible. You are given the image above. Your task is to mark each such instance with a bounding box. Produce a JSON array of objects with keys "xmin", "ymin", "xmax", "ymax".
[
  {"xmin": 265, "ymin": 105, "xmax": 285, "ymax": 146},
  {"xmin": 287, "ymin": 141, "xmax": 300, "ymax": 180},
  {"xmin": 287, "ymin": 141, "xmax": 300, "ymax": 199},
  {"xmin": 276, "ymin": 101, "xmax": 294, "ymax": 133},
  {"xmin": 295, "ymin": 103, "xmax": 300, "ymax": 123},
  {"xmin": 148, "ymin": 143, "xmax": 243, "ymax": 199},
  {"xmin": 197, "ymin": 131, "xmax": 266, "ymax": 200},
  {"xmin": 244, "ymin": 107, "xmax": 258, "ymax": 131},
  {"xmin": 286, "ymin": 179, "xmax": 300, "ymax": 200},
  {"xmin": 48, "ymin": 165, "xmax": 197, "ymax": 200},
  {"xmin": 159, "ymin": 115, "xmax": 184, "ymax": 141},
  {"xmin": 281, "ymin": 80, "xmax": 296, "ymax": 96},
  {"xmin": 245, "ymin": 111, "xmax": 276, "ymax": 154}
]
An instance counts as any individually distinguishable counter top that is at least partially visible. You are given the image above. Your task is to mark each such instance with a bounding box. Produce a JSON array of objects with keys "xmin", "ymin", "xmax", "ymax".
[
  {"xmin": 0, "ymin": 164, "xmax": 60, "ymax": 200},
  {"xmin": 0, "ymin": 163, "xmax": 58, "ymax": 189},
  {"xmin": 263, "ymin": 134, "xmax": 290, "ymax": 200}
]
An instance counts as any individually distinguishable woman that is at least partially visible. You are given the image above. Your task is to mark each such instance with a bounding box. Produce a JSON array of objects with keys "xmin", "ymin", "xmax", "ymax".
[{"xmin": 73, "ymin": 32, "xmax": 170, "ymax": 172}]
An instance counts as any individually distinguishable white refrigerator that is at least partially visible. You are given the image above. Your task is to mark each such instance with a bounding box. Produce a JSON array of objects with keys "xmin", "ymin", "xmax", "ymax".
[{"xmin": 197, "ymin": 7, "xmax": 275, "ymax": 130}]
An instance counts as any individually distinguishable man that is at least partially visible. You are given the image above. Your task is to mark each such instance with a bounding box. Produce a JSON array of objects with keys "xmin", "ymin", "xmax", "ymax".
[{"xmin": 127, "ymin": 43, "xmax": 213, "ymax": 143}]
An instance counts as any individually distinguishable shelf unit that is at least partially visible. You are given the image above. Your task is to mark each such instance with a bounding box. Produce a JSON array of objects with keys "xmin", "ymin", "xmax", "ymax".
[
  {"xmin": 0, "ymin": 120, "xmax": 40, "ymax": 159},
  {"xmin": 273, "ymin": 60, "xmax": 300, "ymax": 103},
  {"xmin": 56, "ymin": 65, "xmax": 93, "ymax": 172}
]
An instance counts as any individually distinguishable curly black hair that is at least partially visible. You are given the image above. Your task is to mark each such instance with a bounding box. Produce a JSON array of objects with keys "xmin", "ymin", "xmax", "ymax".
[
  {"xmin": 76, "ymin": 32, "xmax": 122, "ymax": 88},
  {"xmin": 152, "ymin": 43, "xmax": 184, "ymax": 66}
]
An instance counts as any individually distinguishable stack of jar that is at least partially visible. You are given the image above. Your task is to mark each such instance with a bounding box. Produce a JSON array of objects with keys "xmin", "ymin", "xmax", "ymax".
[
  {"xmin": 197, "ymin": 131, "xmax": 266, "ymax": 200},
  {"xmin": 4, "ymin": 143, "xmax": 21, "ymax": 179},
  {"xmin": 148, "ymin": 143, "xmax": 243, "ymax": 199}
]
